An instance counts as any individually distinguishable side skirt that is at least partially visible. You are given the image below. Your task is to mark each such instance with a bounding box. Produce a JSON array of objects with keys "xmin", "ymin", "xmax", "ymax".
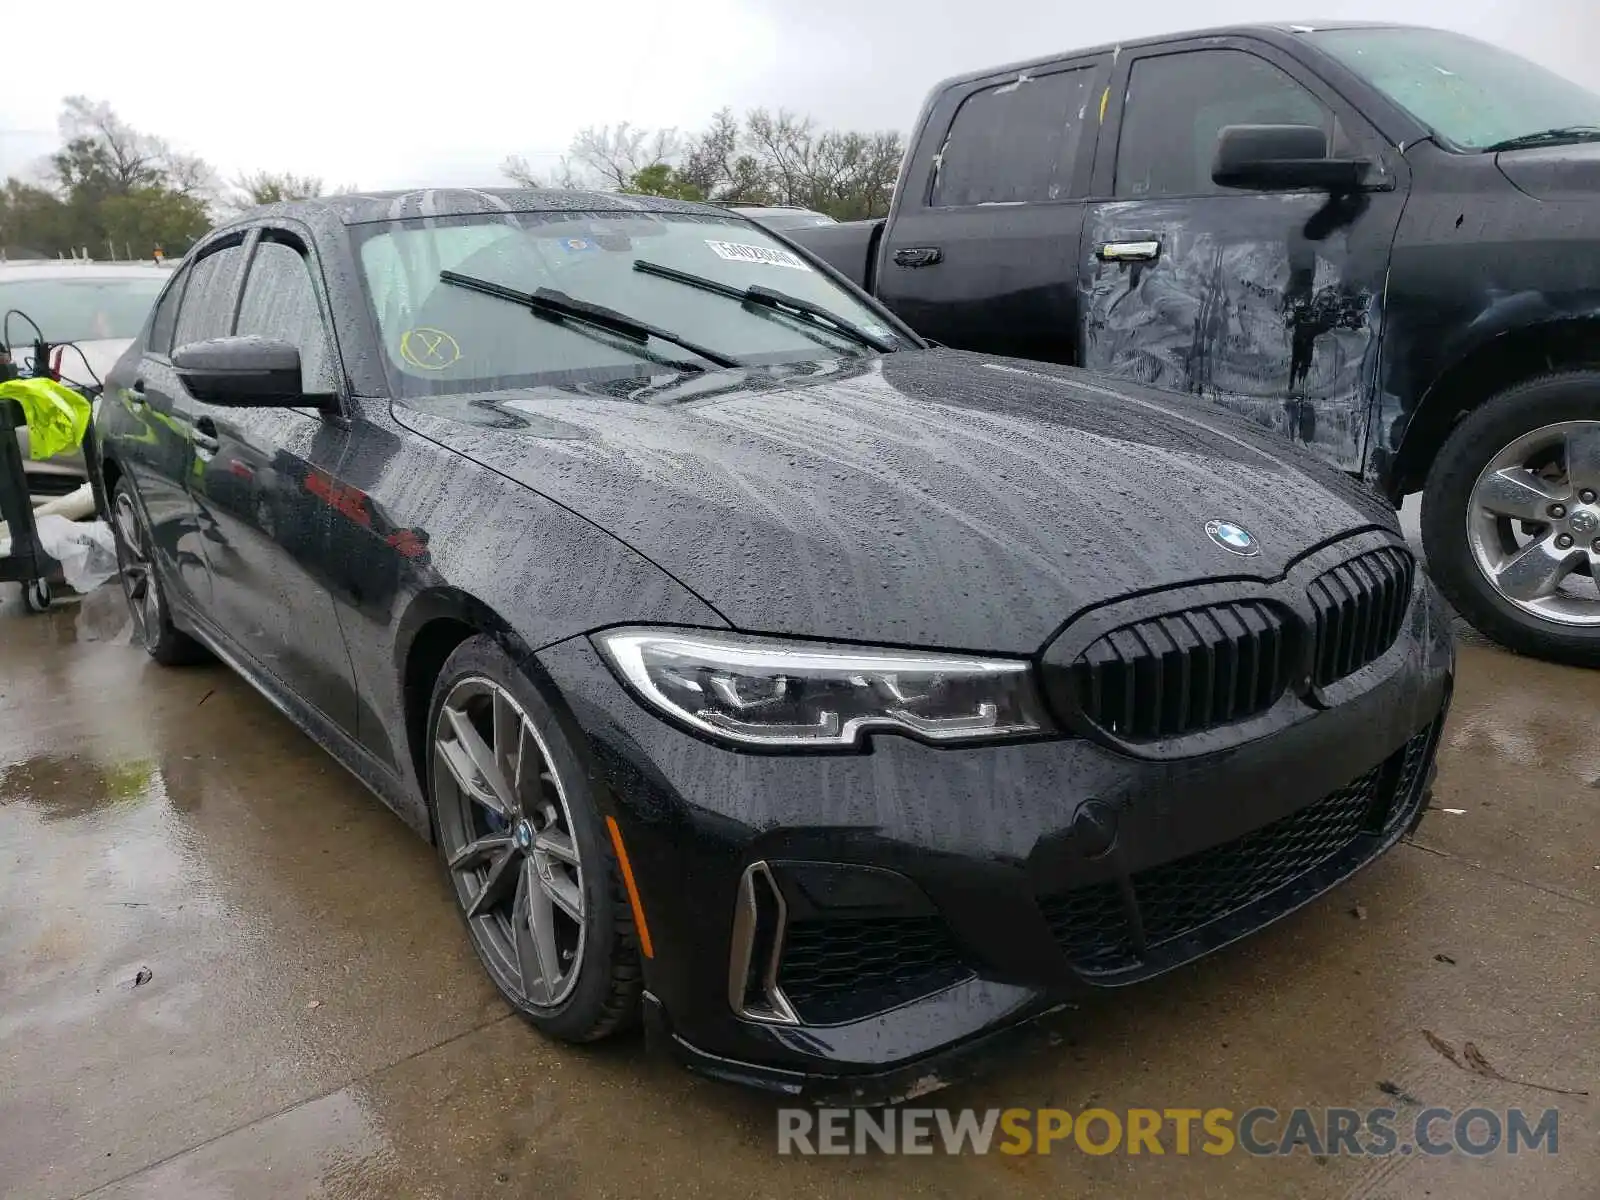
[{"xmin": 169, "ymin": 595, "xmax": 432, "ymax": 840}]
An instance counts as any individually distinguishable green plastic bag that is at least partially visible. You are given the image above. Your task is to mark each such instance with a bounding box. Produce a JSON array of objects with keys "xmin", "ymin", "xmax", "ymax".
[{"xmin": 0, "ymin": 377, "xmax": 91, "ymax": 460}]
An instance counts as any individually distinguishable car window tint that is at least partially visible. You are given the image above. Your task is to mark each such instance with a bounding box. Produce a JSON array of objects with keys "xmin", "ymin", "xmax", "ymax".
[
  {"xmin": 147, "ymin": 265, "xmax": 187, "ymax": 354},
  {"xmin": 1115, "ymin": 50, "xmax": 1333, "ymax": 198},
  {"xmin": 236, "ymin": 239, "xmax": 336, "ymax": 391},
  {"xmin": 172, "ymin": 243, "xmax": 245, "ymax": 348},
  {"xmin": 933, "ymin": 67, "xmax": 1096, "ymax": 206}
]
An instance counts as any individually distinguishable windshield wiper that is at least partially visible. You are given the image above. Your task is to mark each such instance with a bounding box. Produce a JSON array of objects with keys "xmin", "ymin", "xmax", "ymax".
[
  {"xmin": 1483, "ymin": 126, "xmax": 1600, "ymax": 152},
  {"xmin": 439, "ymin": 270, "xmax": 745, "ymax": 370},
  {"xmin": 632, "ymin": 259, "xmax": 899, "ymax": 354}
]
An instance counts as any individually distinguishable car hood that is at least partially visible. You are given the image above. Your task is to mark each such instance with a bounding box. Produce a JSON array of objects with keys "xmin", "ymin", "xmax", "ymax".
[
  {"xmin": 391, "ymin": 351, "xmax": 1397, "ymax": 651},
  {"xmin": 1495, "ymin": 142, "xmax": 1600, "ymax": 199},
  {"xmin": 58, "ymin": 338, "xmax": 134, "ymax": 389}
]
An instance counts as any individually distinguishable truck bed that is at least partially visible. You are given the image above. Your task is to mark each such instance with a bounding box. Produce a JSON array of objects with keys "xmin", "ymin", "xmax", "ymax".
[{"xmin": 788, "ymin": 219, "xmax": 884, "ymax": 291}]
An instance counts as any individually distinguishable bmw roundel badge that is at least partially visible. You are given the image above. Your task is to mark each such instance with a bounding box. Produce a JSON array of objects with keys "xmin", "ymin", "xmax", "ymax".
[{"xmin": 1206, "ymin": 519, "xmax": 1260, "ymax": 556}]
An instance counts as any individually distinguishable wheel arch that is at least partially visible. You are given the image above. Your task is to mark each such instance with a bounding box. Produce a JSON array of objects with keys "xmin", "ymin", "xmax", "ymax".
[
  {"xmin": 395, "ymin": 587, "xmax": 542, "ymax": 838},
  {"xmin": 1390, "ymin": 316, "xmax": 1600, "ymax": 498}
]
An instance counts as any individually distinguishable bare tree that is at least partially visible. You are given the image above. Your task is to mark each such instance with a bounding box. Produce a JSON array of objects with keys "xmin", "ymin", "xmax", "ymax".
[
  {"xmin": 166, "ymin": 152, "xmax": 221, "ymax": 200},
  {"xmin": 501, "ymin": 154, "xmax": 589, "ymax": 189},
  {"xmin": 53, "ymin": 96, "xmax": 220, "ymax": 203},
  {"xmin": 500, "ymin": 154, "xmax": 543, "ymax": 188},
  {"xmin": 679, "ymin": 108, "xmax": 739, "ymax": 198},
  {"xmin": 501, "ymin": 109, "xmax": 904, "ymax": 216},
  {"xmin": 568, "ymin": 123, "xmax": 686, "ymax": 190},
  {"xmin": 54, "ymin": 97, "xmax": 161, "ymax": 193},
  {"xmin": 226, "ymin": 170, "xmax": 326, "ymax": 213}
]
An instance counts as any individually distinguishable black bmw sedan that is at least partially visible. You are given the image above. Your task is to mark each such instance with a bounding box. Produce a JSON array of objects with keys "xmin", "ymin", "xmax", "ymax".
[{"xmin": 93, "ymin": 189, "xmax": 1453, "ymax": 1100}]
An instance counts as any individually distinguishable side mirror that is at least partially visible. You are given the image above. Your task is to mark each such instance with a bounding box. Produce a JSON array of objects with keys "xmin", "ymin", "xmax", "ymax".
[
  {"xmin": 1212, "ymin": 124, "xmax": 1371, "ymax": 193},
  {"xmin": 172, "ymin": 336, "xmax": 323, "ymax": 407}
]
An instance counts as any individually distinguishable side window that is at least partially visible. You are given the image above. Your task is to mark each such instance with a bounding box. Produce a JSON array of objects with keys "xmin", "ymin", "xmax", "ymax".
[
  {"xmin": 932, "ymin": 67, "xmax": 1096, "ymax": 206},
  {"xmin": 234, "ymin": 238, "xmax": 337, "ymax": 392},
  {"xmin": 1115, "ymin": 49, "xmax": 1340, "ymax": 198},
  {"xmin": 145, "ymin": 264, "xmax": 189, "ymax": 356},
  {"xmin": 172, "ymin": 243, "xmax": 246, "ymax": 348}
]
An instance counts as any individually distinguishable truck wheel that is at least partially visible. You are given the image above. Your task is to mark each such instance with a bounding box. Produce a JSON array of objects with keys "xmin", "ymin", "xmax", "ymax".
[{"xmin": 1421, "ymin": 371, "xmax": 1600, "ymax": 667}]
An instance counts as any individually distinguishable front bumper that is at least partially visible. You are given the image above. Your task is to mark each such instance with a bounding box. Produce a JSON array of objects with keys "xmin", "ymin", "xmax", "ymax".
[{"xmin": 533, "ymin": 570, "xmax": 1454, "ymax": 1097}]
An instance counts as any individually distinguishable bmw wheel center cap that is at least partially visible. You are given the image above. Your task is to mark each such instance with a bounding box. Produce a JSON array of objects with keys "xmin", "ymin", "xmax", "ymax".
[{"xmin": 1206, "ymin": 519, "xmax": 1260, "ymax": 556}]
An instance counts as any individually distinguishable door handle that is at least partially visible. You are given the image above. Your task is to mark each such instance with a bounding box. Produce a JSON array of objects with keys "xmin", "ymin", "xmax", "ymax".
[
  {"xmin": 892, "ymin": 246, "xmax": 944, "ymax": 268},
  {"xmin": 1096, "ymin": 239, "xmax": 1162, "ymax": 263},
  {"xmin": 193, "ymin": 416, "xmax": 220, "ymax": 454},
  {"xmin": 128, "ymin": 378, "xmax": 147, "ymax": 408}
]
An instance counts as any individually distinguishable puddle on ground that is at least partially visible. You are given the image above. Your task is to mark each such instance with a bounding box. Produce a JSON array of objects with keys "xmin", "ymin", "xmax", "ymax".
[{"xmin": 0, "ymin": 753, "xmax": 158, "ymax": 819}]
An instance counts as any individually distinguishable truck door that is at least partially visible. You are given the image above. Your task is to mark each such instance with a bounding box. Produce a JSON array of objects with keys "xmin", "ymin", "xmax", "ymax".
[
  {"xmin": 875, "ymin": 54, "xmax": 1110, "ymax": 362},
  {"xmin": 1080, "ymin": 38, "xmax": 1408, "ymax": 472}
]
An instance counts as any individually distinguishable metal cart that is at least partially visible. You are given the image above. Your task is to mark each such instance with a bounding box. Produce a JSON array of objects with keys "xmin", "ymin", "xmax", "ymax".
[{"xmin": 0, "ymin": 395, "xmax": 91, "ymax": 613}]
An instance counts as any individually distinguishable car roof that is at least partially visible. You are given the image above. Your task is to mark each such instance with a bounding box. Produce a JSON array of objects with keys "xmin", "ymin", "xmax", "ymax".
[
  {"xmin": 0, "ymin": 262, "xmax": 172, "ymax": 280},
  {"xmin": 930, "ymin": 20, "xmax": 1422, "ymax": 89},
  {"xmin": 233, "ymin": 188, "xmax": 730, "ymax": 230}
]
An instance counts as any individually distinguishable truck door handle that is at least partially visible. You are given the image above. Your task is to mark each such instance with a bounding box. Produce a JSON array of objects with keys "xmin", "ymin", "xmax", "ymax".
[
  {"xmin": 892, "ymin": 247, "xmax": 944, "ymax": 268},
  {"xmin": 1096, "ymin": 239, "xmax": 1162, "ymax": 263},
  {"xmin": 193, "ymin": 416, "xmax": 220, "ymax": 454}
]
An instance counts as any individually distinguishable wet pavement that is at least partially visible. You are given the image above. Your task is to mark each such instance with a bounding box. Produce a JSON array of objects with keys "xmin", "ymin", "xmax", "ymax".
[{"xmin": 1, "ymin": 572, "xmax": 1595, "ymax": 1200}]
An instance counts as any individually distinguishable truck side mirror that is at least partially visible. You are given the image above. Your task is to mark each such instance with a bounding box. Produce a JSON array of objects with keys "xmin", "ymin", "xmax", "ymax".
[{"xmin": 1212, "ymin": 124, "xmax": 1371, "ymax": 193}]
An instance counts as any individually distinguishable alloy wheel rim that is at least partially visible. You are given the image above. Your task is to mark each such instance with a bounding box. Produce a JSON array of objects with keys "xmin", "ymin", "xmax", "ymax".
[
  {"xmin": 1467, "ymin": 420, "xmax": 1600, "ymax": 627},
  {"xmin": 432, "ymin": 677, "xmax": 586, "ymax": 1008},
  {"xmin": 112, "ymin": 493, "xmax": 162, "ymax": 650}
]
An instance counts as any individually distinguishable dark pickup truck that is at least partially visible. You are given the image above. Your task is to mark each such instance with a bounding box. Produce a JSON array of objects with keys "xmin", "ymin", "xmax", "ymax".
[{"xmin": 791, "ymin": 22, "xmax": 1600, "ymax": 666}]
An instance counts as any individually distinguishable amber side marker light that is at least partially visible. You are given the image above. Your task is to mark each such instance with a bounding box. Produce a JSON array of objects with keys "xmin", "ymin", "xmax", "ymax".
[{"xmin": 605, "ymin": 815, "xmax": 655, "ymax": 959}]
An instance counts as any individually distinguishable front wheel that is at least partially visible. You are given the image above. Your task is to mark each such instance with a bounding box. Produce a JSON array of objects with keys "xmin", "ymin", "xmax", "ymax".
[
  {"xmin": 1421, "ymin": 371, "xmax": 1600, "ymax": 666},
  {"xmin": 426, "ymin": 635, "xmax": 643, "ymax": 1042}
]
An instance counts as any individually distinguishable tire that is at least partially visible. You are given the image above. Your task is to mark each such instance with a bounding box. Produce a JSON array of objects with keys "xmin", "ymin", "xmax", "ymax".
[
  {"xmin": 425, "ymin": 635, "xmax": 642, "ymax": 1042},
  {"xmin": 109, "ymin": 478, "xmax": 208, "ymax": 666},
  {"xmin": 1421, "ymin": 371, "xmax": 1600, "ymax": 667}
]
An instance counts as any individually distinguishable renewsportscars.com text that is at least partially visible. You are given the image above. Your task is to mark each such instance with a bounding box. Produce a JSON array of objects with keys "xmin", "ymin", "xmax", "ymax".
[{"xmin": 777, "ymin": 1106, "xmax": 1560, "ymax": 1157}]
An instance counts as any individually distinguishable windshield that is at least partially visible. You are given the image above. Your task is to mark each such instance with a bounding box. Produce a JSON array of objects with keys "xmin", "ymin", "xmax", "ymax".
[
  {"xmin": 0, "ymin": 275, "xmax": 166, "ymax": 343},
  {"xmin": 1309, "ymin": 27, "xmax": 1600, "ymax": 151},
  {"xmin": 353, "ymin": 210, "xmax": 901, "ymax": 395}
]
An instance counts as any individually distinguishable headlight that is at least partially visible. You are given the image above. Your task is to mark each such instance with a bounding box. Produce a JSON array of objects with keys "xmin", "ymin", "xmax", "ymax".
[{"xmin": 593, "ymin": 627, "xmax": 1051, "ymax": 749}]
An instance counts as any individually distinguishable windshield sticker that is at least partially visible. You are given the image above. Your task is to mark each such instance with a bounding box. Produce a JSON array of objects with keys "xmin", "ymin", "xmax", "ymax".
[
  {"xmin": 559, "ymin": 236, "xmax": 599, "ymax": 253},
  {"xmin": 399, "ymin": 327, "xmax": 462, "ymax": 371},
  {"xmin": 704, "ymin": 240, "xmax": 812, "ymax": 271}
]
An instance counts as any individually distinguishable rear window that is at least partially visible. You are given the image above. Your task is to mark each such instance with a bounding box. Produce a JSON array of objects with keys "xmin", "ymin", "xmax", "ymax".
[
  {"xmin": 353, "ymin": 210, "xmax": 902, "ymax": 397},
  {"xmin": 932, "ymin": 67, "xmax": 1097, "ymax": 206},
  {"xmin": 0, "ymin": 275, "xmax": 166, "ymax": 343}
]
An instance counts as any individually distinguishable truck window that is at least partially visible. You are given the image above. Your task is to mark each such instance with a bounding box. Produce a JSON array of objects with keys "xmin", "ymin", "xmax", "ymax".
[
  {"xmin": 931, "ymin": 67, "xmax": 1096, "ymax": 207},
  {"xmin": 1115, "ymin": 49, "xmax": 1334, "ymax": 198}
]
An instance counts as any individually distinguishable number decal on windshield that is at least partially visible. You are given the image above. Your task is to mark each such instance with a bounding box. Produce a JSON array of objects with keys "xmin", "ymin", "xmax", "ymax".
[{"xmin": 703, "ymin": 240, "xmax": 812, "ymax": 271}]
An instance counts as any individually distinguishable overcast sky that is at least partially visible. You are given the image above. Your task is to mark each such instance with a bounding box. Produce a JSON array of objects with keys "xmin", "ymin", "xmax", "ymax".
[{"xmin": 2, "ymin": 1, "xmax": 1595, "ymax": 192}]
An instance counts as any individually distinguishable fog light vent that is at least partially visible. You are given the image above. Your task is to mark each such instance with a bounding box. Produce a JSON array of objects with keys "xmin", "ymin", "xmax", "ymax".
[{"xmin": 728, "ymin": 862, "xmax": 799, "ymax": 1025}]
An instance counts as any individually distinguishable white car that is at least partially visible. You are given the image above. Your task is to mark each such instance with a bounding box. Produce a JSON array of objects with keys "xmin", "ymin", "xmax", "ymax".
[{"xmin": 0, "ymin": 261, "xmax": 170, "ymax": 494}]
